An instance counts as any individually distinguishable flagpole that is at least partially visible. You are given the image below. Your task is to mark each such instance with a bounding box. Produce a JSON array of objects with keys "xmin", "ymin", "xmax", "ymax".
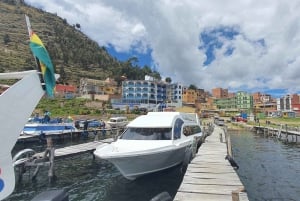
[{"xmin": 25, "ymin": 14, "xmax": 46, "ymax": 91}]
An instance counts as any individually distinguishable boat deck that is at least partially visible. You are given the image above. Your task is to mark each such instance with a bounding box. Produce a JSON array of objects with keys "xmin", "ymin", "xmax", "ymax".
[{"xmin": 174, "ymin": 126, "xmax": 249, "ymax": 201}]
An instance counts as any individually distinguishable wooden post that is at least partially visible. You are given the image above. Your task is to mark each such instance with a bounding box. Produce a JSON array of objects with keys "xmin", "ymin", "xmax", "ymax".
[
  {"xmin": 232, "ymin": 191, "xmax": 240, "ymax": 201},
  {"xmin": 44, "ymin": 137, "xmax": 55, "ymax": 183},
  {"xmin": 232, "ymin": 187, "xmax": 245, "ymax": 201},
  {"xmin": 227, "ymin": 133, "xmax": 233, "ymax": 158},
  {"xmin": 224, "ymin": 129, "xmax": 232, "ymax": 158}
]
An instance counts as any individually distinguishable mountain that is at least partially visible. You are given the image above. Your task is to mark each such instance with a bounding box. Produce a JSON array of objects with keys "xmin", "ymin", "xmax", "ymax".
[{"xmin": 0, "ymin": 0, "xmax": 160, "ymax": 85}]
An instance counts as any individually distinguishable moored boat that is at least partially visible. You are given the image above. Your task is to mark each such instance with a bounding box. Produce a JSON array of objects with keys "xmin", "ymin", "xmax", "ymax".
[
  {"xmin": 21, "ymin": 119, "xmax": 77, "ymax": 136},
  {"xmin": 94, "ymin": 112, "xmax": 203, "ymax": 180}
]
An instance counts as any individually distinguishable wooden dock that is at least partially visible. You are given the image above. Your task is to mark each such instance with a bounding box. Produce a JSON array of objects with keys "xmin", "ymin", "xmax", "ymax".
[
  {"xmin": 34, "ymin": 138, "xmax": 114, "ymax": 159},
  {"xmin": 14, "ymin": 138, "xmax": 114, "ymax": 181},
  {"xmin": 253, "ymin": 125, "xmax": 300, "ymax": 143},
  {"xmin": 174, "ymin": 126, "xmax": 249, "ymax": 201}
]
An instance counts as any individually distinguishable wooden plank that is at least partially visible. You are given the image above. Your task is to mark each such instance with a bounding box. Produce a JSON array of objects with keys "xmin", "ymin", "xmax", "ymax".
[
  {"xmin": 174, "ymin": 192, "xmax": 233, "ymax": 201},
  {"xmin": 174, "ymin": 126, "xmax": 249, "ymax": 201},
  {"xmin": 178, "ymin": 183, "xmax": 244, "ymax": 195},
  {"xmin": 32, "ymin": 140, "xmax": 110, "ymax": 159}
]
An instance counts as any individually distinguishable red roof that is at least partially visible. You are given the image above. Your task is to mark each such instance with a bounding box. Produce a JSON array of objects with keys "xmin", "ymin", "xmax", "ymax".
[{"xmin": 55, "ymin": 84, "xmax": 76, "ymax": 93}]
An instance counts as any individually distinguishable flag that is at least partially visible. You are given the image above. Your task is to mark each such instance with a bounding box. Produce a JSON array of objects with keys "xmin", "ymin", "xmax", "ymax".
[{"xmin": 29, "ymin": 32, "xmax": 56, "ymax": 97}]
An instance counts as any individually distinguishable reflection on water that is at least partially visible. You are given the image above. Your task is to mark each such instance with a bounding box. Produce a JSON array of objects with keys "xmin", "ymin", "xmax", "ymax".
[
  {"xmin": 231, "ymin": 130, "xmax": 300, "ymax": 201},
  {"xmin": 5, "ymin": 138, "xmax": 184, "ymax": 201}
]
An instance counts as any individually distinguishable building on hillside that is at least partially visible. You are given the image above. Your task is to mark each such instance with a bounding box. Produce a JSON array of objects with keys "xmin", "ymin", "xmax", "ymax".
[
  {"xmin": 277, "ymin": 94, "xmax": 300, "ymax": 115},
  {"xmin": 236, "ymin": 91, "xmax": 253, "ymax": 113},
  {"xmin": 212, "ymin": 87, "xmax": 228, "ymax": 98},
  {"xmin": 196, "ymin": 97, "xmax": 219, "ymax": 117},
  {"xmin": 291, "ymin": 94, "xmax": 300, "ymax": 114},
  {"xmin": 196, "ymin": 88, "xmax": 207, "ymax": 103},
  {"xmin": 182, "ymin": 88, "xmax": 197, "ymax": 105},
  {"xmin": 252, "ymin": 92, "xmax": 272, "ymax": 104},
  {"xmin": 121, "ymin": 79, "xmax": 167, "ymax": 105},
  {"xmin": 166, "ymin": 82, "xmax": 183, "ymax": 108},
  {"xmin": 213, "ymin": 96, "xmax": 237, "ymax": 110},
  {"xmin": 252, "ymin": 92, "xmax": 276, "ymax": 114},
  {"xmin": 277, "ymin": 95, "xmax": 292, "ymax": 111},
  {"xmin": 79, "ymin": 77, "xmax": 120, "ymax": 101},
  {"xmin": 55, "ymin": 84, "xmax": 76, "ymax": 98},
  {"xmin": 228, "ymin": 92, "xmax": 235, "ymax": 98}
]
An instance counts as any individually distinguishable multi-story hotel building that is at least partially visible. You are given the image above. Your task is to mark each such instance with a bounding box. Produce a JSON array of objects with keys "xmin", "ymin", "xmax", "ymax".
[{"xmin": 121, "ymin": 79, "xmax": 167, "ymax": 104}]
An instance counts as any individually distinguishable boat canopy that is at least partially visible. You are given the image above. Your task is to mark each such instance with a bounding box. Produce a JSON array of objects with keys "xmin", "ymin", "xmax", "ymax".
[{"xmin": 127, "ymin": 112, "xmax": 199, "ymax": 128}]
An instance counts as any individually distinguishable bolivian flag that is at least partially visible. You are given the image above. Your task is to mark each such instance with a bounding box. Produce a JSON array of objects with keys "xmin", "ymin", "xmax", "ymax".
[{"xmin": 29, "ymin": 32, "xmax": 56, "ymax": 97}]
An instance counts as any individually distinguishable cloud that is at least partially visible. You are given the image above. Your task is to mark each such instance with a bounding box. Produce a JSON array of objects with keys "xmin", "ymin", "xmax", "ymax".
[{"xmin": 25, "ymin": 0, "xmax": 300, "ymax": 96}]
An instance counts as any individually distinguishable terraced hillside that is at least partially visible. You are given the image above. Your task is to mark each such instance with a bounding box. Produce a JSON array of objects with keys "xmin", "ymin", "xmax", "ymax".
[{"xmin": 0, "ymin": 0, "xmax": 160, "ymax": 85}]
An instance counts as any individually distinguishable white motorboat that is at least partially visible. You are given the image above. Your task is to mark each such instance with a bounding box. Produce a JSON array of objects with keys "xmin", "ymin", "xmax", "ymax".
[{"xmin": 94, "ymin": 112, "xmax": 203, "ymax": 180}]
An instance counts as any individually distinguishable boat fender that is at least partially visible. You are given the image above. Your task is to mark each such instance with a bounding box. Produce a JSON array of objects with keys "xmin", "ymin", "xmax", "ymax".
[
  {"xmin": 225, "ymin": 155, "xmax": 239, "ymax": 170},
  {"xmin": 150, "ymin": 191, "xmax": 172, "ymax": 201}
]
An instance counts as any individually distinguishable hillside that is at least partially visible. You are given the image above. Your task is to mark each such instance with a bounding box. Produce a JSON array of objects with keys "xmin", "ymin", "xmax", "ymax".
[{"xmin": 0, "ymin": 0, "xmax": 160, "ymax": 85}]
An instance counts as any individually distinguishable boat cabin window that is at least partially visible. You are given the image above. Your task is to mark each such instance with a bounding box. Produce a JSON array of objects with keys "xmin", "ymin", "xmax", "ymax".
[
  {"xmin": 173, "ymin": 118, "xmax": 184, "ymax": 140},
  {"xmin": 183, "ymin": 125, "xmax": 201, "ymax": 136},
  {"xmin": 120, "ymin": 128, "xmax": 172, "ymax": 140}
]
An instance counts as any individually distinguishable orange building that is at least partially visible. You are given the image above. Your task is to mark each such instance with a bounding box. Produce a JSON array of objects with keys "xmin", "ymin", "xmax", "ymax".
[
  {"xmin": 55, "ymin": 84, "xmax": 77, "ymax": 98},
  {"xmin": 182, "ymin": 88, "xmax": 197, "ymax": 104},
  {"xmin": 212, "ymin": 88, "xmax": 228, "ymax": 98}
]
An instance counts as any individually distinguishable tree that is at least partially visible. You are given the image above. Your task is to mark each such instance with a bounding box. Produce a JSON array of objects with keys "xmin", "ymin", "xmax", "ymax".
[
  {"xmin": 165, "ymin": 77, "xmax": 172, "ymax": 83},
  {"xmin": 75, "ymin": 23, "xmax": 81, "ymax": 30},
  {"xmin": 188, "ymin": 84, "xmax": 197, "ymax": 90}
]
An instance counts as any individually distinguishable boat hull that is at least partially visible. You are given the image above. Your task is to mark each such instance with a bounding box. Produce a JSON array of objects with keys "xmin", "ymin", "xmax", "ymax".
[{"xmin": 95, "ymin": 144, "xmax": 188, "ymax": 180}]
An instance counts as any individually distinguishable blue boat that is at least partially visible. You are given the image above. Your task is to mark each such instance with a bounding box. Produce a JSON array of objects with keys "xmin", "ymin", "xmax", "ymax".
[{"xmin": 21, "ymin": 117, "xmax": 77, "ymax": 136}]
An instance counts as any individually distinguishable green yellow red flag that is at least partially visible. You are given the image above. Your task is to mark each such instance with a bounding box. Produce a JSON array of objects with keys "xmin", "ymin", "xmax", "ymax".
[{"xmin": 29, "ymin": 32, "xmax": 56, "ymax": 97}]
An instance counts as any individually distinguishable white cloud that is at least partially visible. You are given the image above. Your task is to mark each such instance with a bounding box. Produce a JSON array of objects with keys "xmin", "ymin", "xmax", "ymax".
[{"xmin": 25, "ymin": 0, "xmax": 300, "ymax": 95}]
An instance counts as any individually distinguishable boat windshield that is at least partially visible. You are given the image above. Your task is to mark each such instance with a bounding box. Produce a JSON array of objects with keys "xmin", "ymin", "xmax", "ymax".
[{"xmin": 120, "ymin": 127, "xmax": 172, "ymax": 140}]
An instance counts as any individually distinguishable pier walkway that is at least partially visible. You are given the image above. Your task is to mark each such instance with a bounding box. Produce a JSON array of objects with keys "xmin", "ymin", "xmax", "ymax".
[
  {"xmin": 33, "ymin": 138, "xmax": 114, "ymax": 159},
  {"xmin": 174, "ymin": 126, "xmax": 249, "ymax": 201}
]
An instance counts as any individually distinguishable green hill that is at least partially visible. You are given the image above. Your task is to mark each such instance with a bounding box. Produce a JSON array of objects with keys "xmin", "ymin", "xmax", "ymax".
[{"xmin": 0, "ymin": 0, "xmax": 160, "ymax": 85}]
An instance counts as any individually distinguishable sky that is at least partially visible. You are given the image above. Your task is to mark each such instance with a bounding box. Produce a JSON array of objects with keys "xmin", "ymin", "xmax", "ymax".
[{"xmin": 24, "ymin": 0, "xmax": 300, "ymax": 97}]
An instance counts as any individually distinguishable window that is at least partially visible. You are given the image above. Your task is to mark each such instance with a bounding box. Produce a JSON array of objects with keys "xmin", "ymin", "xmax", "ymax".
[
  {"xmin": 173, "ymin": 118, "xmax": 184, "ymax": 139},
  {"xmin": 120, "ymin": 128, "xmax": 172, "ymax": 140},
  {"xmin": 183, "ymin": 125, "xmax": 201, "ymax": 136}
]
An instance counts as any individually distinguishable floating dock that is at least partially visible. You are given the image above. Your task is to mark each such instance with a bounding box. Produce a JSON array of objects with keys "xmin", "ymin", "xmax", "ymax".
[{"xmin": 174, "ymin": 126, "xmax": 249, "ymax": 201}]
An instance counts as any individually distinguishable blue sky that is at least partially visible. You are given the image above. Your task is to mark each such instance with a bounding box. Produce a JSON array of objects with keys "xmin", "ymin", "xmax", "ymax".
[
  {"xmin": 25, "ymin": 0, "xmax": 300, "ymax": 98},
  {"xmin": 107, "ymin": 46, "xmax": 153, "ymax": 68}
]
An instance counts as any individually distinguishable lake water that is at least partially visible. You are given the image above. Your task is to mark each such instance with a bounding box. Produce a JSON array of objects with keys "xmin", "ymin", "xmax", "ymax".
[
  {"xmin": 231, "ymin": 130, "xmax": 300, "ymax": 201},
  {"xmin": 4, "ymin": 130, "xmax": 300, "ymax": 201}
]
